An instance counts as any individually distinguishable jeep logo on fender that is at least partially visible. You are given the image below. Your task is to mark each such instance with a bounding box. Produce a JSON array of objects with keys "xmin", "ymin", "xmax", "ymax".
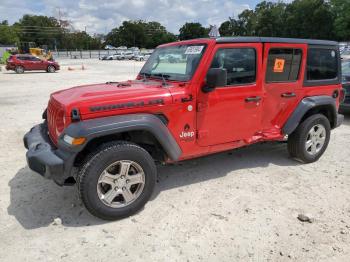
[
  {"xmin": 180, "ymin": 124, "xmax": 195, "ymax": 141},
  {"xmin": 89, "ymin": 99, "xmax": 164, "ymax": 112}
]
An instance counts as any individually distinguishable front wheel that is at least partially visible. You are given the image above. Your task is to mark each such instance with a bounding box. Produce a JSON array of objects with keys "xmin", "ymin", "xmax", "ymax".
[
  {"xmin": 77, "ymin": 142, "xmax": 157, "ymax": 220},
  {"xmin": 287, "ymin": 114, "xmax": 331, "ymax": 163}
]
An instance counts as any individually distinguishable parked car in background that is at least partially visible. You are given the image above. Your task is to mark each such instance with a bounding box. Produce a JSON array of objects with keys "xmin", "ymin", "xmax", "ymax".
[
  {"xmin": 123, "ymin": 51, "xmax": 135, "ymax": 60},
  {"xmin": 104, "ymin": 45, "xmax": 117, "ymax": 50},
  {"xmin": 6, "ymin": 54, "xmax": 59, "ymax": 73},
  {"xmin": 113, "ymin": 52, "xmax": 125, "ymax": 60},
  {"xmin": 340, "ymin": 59, "xmax": 350, "ymax": 112},
  {"xmin": 129, "ymin": 47, "xmax": 140, "ymax": 52},
  {"xmin": 100, "ymin": 54, "xmax": 114, "ymax": 60},
  {"xmin": 134, "ymin": 53, "xmax": 150, "ymax": 61},
  {"xmin": 341, "ymin": 49, "xmax": 350, "ymax": 60}
]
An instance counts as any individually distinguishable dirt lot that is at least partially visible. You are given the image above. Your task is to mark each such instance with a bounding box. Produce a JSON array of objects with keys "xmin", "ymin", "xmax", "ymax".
[{"xmin": 0, "ymin": 59, "xmax": 349, "ymax": 261}]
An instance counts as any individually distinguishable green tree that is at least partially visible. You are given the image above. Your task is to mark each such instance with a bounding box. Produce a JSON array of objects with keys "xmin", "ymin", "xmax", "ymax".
[
  {"xmin": 331, "ymin": 0, "xmax": 350, "ymax": 41},
  {"xmin": 178, "ymin": 22, "xmax": 209, "ymax": 40},
  {"xmin": 14, "ymin": 15, "xmax": 64, "ymax": 48},
  {"xmin": 106, "ymin": 20, "xmax": 176, "ymax": 48},
  {"xmin": 253, "ymin": 1, "xmax": 287, "ymax": 37},
  {"xmin": 283, "ymin": 0, "xmax": 335, "ymax": 39},
  {"xmin": 219, "ymin": 18, "xmax": 242, "ymax": 36},
  {"xmin": 61, "ymin": 31, "xmax": 102, "ymax": 50},
  {"xmin": 237, "ymin": 9, "xmax": 257, "ymax": 36},
  {"xmin": 220, "ymin": 0, "xmax": 343, "ymax": 40},
  {"xmin": 0, "ymin": 20, "xmax": 19, "ymax": 45},
  {"xmin": 144, "ymin": 21, "xmax": 177, "ymax": 48}
]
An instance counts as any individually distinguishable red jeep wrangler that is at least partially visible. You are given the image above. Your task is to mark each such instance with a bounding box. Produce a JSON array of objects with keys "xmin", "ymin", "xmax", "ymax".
[{"xmin": 24, "ymin": 37, "xmax": 344, "ymax": 220}]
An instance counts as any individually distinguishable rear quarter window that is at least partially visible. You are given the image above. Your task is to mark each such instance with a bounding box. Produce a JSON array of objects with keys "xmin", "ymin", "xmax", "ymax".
[{"xmin": 306, "ymin": 48, "xmax": 338, "ymax": 80}]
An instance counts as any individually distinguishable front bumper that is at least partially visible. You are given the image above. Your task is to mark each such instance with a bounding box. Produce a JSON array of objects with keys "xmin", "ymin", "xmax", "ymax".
[{"xmin": 24, "ymin": 123, "xmax": 75, "ymax": 185}]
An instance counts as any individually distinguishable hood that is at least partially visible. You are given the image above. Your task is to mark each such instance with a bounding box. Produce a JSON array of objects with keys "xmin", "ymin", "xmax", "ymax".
[{"xmin": 51, "ymin": 80, "xmax": 173, "ymax": 117}]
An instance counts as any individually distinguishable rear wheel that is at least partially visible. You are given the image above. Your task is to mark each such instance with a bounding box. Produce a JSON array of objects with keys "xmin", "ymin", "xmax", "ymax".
[
  {"xmin": 77, "ymin": 141, "xmax": 157, "ymax": 220},
  {"xmin": 15, "ymin": 66, "xmax": 24, "ymax": 74},
  {"xmin": 288, "ymin": 114, "xmax": 331, "ymax": 163},
  {"xmin": 47, "ymin": 65, "xmax": 56, "ymax": 73}
]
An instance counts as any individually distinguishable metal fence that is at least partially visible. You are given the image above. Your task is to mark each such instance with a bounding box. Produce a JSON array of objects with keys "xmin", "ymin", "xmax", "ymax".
[{"xmin": 52, "ymin": 50, "xmax": 116, "ymax": 59}]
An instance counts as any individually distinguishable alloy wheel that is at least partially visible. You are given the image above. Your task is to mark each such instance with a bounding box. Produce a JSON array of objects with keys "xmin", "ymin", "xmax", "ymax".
[
  {"xmin": 305, "ymin": 124, "xmax": 326, "ymax": 155},
  {"xmin": 97, "ymin": 160, "xmax": 145, "ymax": 208}
]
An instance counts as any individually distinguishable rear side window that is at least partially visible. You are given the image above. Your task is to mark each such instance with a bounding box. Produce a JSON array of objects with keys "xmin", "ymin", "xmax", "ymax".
[
  {"xmin": 266, "ymin": 49, "xmax": 302, "ymax": 82},
  {"xmin": 306, "ymin": 48, "xmax": 338, "ymax": 80},
  {"xmin": 210, "ymin": 48, "xmax": 256, "ymax": 86}
]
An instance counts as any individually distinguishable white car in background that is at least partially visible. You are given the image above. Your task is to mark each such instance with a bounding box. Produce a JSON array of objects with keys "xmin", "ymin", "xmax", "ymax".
[
  {"xmin": 100, "ymin": 54, "xmax": 114, "ymax": 60},
  {"xmin": 124, "ymin": 51, "xmax": 135, "ymax": 60},
  {"xmin": 341, "ymin": 49, "xmax": 350, "ymax": 60},
  {"xmin": 134, "ymin": 54, "xmax": 150, "ymax": 61}
]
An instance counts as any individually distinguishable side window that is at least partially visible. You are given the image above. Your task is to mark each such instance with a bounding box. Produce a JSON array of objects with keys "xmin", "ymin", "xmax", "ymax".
[
  {"xmin": 210, "ymin": 48, "xmax": 256, "ymax": 86},
  {"xmin": 266, "ymin": 48, "xmax": 302, "ymax": 82},
  {"xmin": 29, "ymin": 56, "xmax": 41, "ymax": 61},
  {"xmin": 307, "ymin": 48, "xmax": 338, "ymax": 80}
]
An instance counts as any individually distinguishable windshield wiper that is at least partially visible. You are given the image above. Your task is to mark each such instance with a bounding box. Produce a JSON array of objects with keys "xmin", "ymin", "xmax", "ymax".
[
  {"xmin": 141, "ymin": 72, "xmax": 151, "ymax": 82},
  {"xmin": 151, "ymin": 73, "xmax": 171, "ymax": 86}
]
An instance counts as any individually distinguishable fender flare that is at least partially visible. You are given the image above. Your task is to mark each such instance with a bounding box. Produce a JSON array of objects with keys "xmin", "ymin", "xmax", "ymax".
[
  {"xmin": 282, "ymin": 95, "xmax": 338, "ymax": 135},
  {"xmin": 59, "ymin": 114, "xmax": 182, "ymax": 161}
]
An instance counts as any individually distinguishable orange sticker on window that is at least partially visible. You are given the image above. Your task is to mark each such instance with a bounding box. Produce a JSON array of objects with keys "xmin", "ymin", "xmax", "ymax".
[{"xmin": 273, "ymin": 58, "xmax": 285, "ymax": 73}]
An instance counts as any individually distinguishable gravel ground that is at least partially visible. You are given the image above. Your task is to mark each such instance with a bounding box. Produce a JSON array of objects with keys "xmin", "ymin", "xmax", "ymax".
[{"xmin": 0, "ymin": 59, "xmax": 349, "ymax": 261}]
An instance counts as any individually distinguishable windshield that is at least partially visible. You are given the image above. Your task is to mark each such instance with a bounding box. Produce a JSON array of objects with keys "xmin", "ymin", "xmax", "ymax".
[{"xmin": 140, "ymin": 44, "xmax": 206, "ymax": 81}]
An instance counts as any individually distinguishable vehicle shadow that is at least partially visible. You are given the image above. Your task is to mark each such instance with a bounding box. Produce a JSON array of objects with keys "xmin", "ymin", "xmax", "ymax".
[
  {"xmin": 8, "ymin": 142, "xmax": 299, "ymax": 229},
  {"xmin": 2, "ymin": 71, "xmax": 54, "ymax": 74},
  {"xmin": 342, "ymin": 112, "xmax": 350, "ymax": 126}
]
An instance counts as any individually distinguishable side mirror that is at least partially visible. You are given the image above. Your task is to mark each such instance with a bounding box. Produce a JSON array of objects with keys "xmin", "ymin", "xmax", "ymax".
[{"xmin": 202, "ymin": 68, "xmax": 227, "ymax": 93}]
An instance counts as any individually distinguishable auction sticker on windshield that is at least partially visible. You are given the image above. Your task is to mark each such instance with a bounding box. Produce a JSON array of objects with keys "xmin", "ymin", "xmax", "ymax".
[{"xmin": 185, "ymin": 46, "xmax": 204, "ymax": 55}]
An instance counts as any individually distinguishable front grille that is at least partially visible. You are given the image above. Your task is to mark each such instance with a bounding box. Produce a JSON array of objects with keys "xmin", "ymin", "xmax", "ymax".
[{"xmin": 47, "ymin": 98, "xmax": 64, "ymax": 145}]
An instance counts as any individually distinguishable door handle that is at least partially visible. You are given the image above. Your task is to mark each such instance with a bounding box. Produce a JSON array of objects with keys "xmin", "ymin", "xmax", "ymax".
[
  {"xmin": 245, "ymin": 96, "xmax": 261, "ymax": 102},
  {"xmin": 281, "ymin": 92, "xmax": 296, "ymax": 98}
]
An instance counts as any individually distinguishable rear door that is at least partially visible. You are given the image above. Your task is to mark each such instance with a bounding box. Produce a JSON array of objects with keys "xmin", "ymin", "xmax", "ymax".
[
  {"xmin": 196, "ymin": 43, "xmax": 263, "ymax": 146},
  {"xmin": 262, "ymin": 43, "xmax": 307, "ymax": 131}
]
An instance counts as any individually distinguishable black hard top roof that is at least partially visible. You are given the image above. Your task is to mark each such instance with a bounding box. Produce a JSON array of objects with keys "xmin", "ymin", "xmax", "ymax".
[{"xmin": 216, "ymin": 37, "xmax": 338, "ymax": 46}]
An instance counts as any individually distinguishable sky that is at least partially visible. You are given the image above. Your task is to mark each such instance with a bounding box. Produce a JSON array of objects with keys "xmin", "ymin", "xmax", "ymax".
[{"xmin": 0, "ymin": 0, "xmax": 281, "ymax": 34}]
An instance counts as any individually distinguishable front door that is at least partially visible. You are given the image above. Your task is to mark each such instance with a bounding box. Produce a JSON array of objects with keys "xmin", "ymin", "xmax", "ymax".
[
  {"xmin": 196, "ymin": 43, "xmax": 263, "ymax": 146},
  {"xmin": 30, "ymin": 56, "xmax": 46, "ymax": 70}
]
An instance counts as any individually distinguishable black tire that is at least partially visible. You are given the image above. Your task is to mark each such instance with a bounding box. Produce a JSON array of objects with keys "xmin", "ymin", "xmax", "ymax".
[
  {"xmin": 77, "ymin": 141, "xmax": 157, "ymax": 220},
  {"xmin": 47, "ymin": 65, "xmax": 56, "ymax": 73},
  {"xmin": 15, "ymin": 66, "xmax": 24, "ymax": 74},
  {"xmin": 287, "ymin": 114, "xmax": 331, "ymax": 163}
]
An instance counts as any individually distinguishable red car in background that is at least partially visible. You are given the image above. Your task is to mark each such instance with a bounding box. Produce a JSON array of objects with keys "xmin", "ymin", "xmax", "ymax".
[{"xmin": 6, "ymin": 54, "xmax": 60, "ymax": 73}]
